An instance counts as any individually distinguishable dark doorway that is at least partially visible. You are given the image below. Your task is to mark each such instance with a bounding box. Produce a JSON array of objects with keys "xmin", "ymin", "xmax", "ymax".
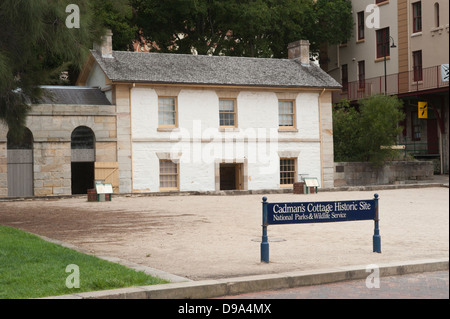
[
  {"xmin": 71, "ymin": 162, "xmax": 94, "ymax": 194},
  {"xmin": 427, "ymin": 119, "xmax": 439, "ymax": 155},
  {"xmin": 71, "ymin": 126, "xmax": 95, "ymax": 194},
  {"xmin": 220, "ymin": 163, "xmax": 242, "ymax": 190}
]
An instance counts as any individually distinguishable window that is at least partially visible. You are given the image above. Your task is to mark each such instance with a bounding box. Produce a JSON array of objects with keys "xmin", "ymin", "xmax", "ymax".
[
  {"xmin": 376, "ymin": 27, "xmax": 390, "ymax": 58},
  {"xmin": 434, "ymin": 3, "xmax": 440, "ymax": 28},
  {"xmin": 358, "ymin": 61, "xmax": 366, "ymax": 89},
  {"xmin": 71, "ymin": 126, "xmax": 95, "ymax": 150},
  {"xmin": 413, "ymin": 50, "xmax": 422, "ymax": 81},
  {"xmin": 412, "ymin": 2, "xmax": 422, "ymax": 33},
  {"xmin": 278, "ymin": 100, "xmax": 295, "ymax": 128},
  {"xmin": 158, "ymin": 97, "xmax": 177, "ymax": 128},
  {"xmin": 357, "ymin": 11, "xmax": 365, "ymax": 40},
  {"xmin": 280, "ymin": 158, "xmax": 297, "ymax": 186},
  {"xmin": 219, "ymin": 99, "xmax": 237, "ymax": 127},
  {"xmin": 341, "ymin": 64, "xmax": 348, "ymax": 92},
  {"xmin": 159, "ymin": 160, "xmax": 178, "ymax": 190}
]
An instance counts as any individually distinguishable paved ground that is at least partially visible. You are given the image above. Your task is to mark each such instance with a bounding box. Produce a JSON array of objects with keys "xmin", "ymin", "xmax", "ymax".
[
  {"xmin": 221, "ymin": 271, "xmax": 449, "ymax": 299},
  {"xmin": 0, "ymin": 180, "xmax": 448, "ymax": 284}
]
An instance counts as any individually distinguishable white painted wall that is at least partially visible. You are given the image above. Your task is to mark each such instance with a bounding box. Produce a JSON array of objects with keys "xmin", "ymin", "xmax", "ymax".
[{"xmin": 131, "ymin": 87, "xmax": 324, "ymax": 192}]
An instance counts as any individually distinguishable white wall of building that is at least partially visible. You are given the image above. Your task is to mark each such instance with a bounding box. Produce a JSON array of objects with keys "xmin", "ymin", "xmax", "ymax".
[{"xmin": 130, "ymin": 87, "xmax": 323, "ymax": 192}]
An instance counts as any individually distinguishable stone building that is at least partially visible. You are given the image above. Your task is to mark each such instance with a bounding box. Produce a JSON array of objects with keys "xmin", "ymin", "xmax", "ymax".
[
  {"xmin": 0, "ymin": 87, "xmax": 117, "ymax": 197},
  {"xmin": 76, "ymin": 33, "xmax": 340, "ymax": 194},
  {"xmin": 0, "ymin": 33, "xmax": 340, "ymax": 197}
]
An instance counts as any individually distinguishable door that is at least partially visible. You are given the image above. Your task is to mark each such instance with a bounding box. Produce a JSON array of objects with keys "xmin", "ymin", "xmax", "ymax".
[
  {"xmin": 219, "ymin": 163, "xmax": 243, "ymax": 190},
  {"xmin": 95, "ymin": 162, "xmax": 119, "ymax": 193},
  {"xmin": 7, "ymin": 129, "xmax": 34, "ymax": 197},
  {"xmin": 427, "ymin": 119, "xmax": 439, "ymax": 155}
]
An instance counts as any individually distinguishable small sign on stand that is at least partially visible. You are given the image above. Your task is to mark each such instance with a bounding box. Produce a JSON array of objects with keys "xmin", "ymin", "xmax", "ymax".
[
  {"xmin": 95, "ymin": 182, "xmax": 113, "ymax": 202},
  {"xmin": 303, "ymin": 177, "xmax": 319, "ymax": 194}
]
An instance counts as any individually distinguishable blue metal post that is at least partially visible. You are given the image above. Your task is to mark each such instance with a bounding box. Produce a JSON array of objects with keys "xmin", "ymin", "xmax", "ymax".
[
  {"xmin": 261, "ymin": 196, "xmax": 269, "ymax": 263},
  {"xmin": 373, "ymin": 194, "xmax": 381, "ymax": 253}
]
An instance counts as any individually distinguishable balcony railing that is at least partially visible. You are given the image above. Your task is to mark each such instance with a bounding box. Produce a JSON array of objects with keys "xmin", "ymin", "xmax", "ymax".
[{"xmin": 334, "ymin": 65, "xmax": 449, "ymax": 103}]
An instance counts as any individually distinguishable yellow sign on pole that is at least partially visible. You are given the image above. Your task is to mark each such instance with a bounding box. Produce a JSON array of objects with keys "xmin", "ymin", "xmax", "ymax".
[{"xmin": 418, "ymin": 102, "xmax": 428, "ymax": 119}]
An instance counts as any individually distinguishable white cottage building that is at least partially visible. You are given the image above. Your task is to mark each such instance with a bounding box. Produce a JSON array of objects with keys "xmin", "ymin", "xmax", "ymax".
[
  {"xmin": 0, "ymin": 33, "xmax": 340, "ymax": 198},
  {"xmin": 76, "ymin": 32, "xmax": 340, "ymax": 194}
]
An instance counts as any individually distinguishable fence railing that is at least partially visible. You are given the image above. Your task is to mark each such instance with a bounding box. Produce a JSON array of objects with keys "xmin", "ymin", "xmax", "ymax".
[
  {"xmin": 333, "ymin": 65, "xmax": 449, "ymax": 103},
  {"xmin": 398, "ymin": 138, "xmax": 440, "ymax": 157}
]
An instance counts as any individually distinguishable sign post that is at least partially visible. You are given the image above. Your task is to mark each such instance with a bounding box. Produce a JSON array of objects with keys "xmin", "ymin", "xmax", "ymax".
[
  {"xmin": 260, "ymin": 194, "xmax": 381, "ymax": 263},
  {"xmin": 373, "ymin": 194, "xmax": 381, "ymax": 253},
  {"xmin": 261, "ymin": 197, "xmax": 269, "ymax": 263}
]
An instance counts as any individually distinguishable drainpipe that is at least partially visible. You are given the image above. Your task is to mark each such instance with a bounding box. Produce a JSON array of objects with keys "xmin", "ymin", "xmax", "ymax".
[{"xmin": 319, "ymin": 88, "xmax": 326, "ymax": 188}]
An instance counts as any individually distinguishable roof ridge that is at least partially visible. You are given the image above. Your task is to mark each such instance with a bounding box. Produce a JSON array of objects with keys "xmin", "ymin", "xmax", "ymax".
[{"xmin": 108, "ymin": 49, "xmax": 292, "ymax": 62}]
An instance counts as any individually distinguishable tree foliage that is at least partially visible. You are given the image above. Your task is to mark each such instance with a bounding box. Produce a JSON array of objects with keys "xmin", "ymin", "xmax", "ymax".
[
  {"xmin": 333, "ymin": 95, "xmax": 405, "ymax": 166},
  {"xmin": 1, "ymin": 0, "xmax": 353, "ymax": 140},
  {"xmin": 131, "ymin": 0, "xmax": 353, "ymax": 58},
  {"xmin": 92, "ymin": 0, "xmax": 137, "ymax": 51},
  {"xmin": 0, "ymin": 0, "xmax": 106, "ymax": 140}
]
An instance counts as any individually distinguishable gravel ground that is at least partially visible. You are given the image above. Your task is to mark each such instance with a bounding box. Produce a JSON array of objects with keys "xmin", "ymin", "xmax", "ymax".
[{"xmin": 0, "ymin": 187, "xmax": 448, "ymax": 281}]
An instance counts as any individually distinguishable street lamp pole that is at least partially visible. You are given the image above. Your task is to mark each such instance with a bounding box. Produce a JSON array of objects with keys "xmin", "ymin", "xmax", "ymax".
[{"xmin": 384, "ymin": 33, "xmax": 397, "ymax": 95}]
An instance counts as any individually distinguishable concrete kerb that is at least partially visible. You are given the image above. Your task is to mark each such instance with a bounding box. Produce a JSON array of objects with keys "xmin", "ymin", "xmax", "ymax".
[{"xmin": 42, "ymin": 258, "xmax": 449, "ymax": 299}]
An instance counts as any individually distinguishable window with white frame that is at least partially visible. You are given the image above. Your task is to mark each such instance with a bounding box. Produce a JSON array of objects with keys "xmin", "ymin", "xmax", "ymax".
[
  {"xmin": 158, "ymin": 97, "xmax": 177, "ymax": 128},
  {"xmin": 278, "ymin": 100, "xmax": 296, "ymax": 128},
  {"xmin": 219, "ymin": 99, "xmax": 237, "ymax": 127}
]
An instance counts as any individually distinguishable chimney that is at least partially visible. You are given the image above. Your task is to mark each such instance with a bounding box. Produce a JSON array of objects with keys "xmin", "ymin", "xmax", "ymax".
[
  {"xmin": 94, "ymin": 29, "xmax": 113, "ymax": 58},
  {"xmin": 288, "ymin": 40, "xmax": 310, "ymax": 66}
]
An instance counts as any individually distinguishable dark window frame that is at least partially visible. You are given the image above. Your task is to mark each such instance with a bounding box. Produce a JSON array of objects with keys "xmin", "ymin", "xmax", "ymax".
[{"xmin": 376, "ymin": 27, "xmax": 390, "ymax": 59}]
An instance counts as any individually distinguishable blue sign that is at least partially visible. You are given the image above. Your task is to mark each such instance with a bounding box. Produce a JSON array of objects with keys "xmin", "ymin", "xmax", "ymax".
[
  {"xmin": 260, "ymin": 195, "xmax": 381, "ymax": 263},
  {"xmin": 267, "ymin": 200, "xmax": 376, "ymax": 225}
]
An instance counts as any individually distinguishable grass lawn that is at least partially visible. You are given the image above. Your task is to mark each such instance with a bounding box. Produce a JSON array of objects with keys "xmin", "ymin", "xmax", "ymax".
[{"xmin": 0, "ymin": 225, "xmax": 168, "ymax": 299}]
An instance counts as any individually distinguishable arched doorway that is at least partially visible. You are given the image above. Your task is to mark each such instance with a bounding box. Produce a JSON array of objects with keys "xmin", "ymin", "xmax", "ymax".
[
  {"xmin": 71, "ymin": 126, "xmax": 95, "ymax": 194},
  {"xmin": 7, "ymin": 128, "xmax": 34, "ymax": 197}
]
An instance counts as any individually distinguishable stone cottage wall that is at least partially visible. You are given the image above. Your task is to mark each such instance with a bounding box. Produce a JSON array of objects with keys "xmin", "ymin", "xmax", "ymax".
[
  {"xmin": 334, "ymin": 161, "xmax": 435, "ymax": 187},
  {"xmin": 0, "ymin": 104, "xmax": 117, "ymax": 197}
]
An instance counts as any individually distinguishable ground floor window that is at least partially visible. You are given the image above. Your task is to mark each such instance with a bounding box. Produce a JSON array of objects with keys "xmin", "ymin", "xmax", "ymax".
[
  {"xmin": 280, "ymin": 158, "xmax": 297, "ymax": 186},
  {"xmin": 159, "ymin": 160, "xmax": 179, "ymax": 191}
]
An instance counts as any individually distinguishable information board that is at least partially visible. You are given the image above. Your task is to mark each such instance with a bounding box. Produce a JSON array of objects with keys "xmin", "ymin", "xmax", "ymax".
[
  {"xmin": 260, "ymin": 195, "xmax": 381, "ymax": 263},
  {"xmin": 95, "ymin": 183, "xmax": 113, "ymax": 194},
  {"xmin": 267, "ymin": 199, "xmax": 375, "ymax": 225}
]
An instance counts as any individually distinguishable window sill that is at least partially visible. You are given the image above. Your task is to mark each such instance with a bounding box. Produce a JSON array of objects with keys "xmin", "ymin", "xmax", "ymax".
[
  {"xmin": 411, "ymin": 32, "xmax": 422, "ymax": 37},
  {"xmin": 356, "ymin": 39, "xmax": 365, "ymax": 44},
  {"xmin": 431, "ymin": 27, "xmax": 445, "ymax": 36},
  {"xmin": 376, "ymin": 0, "xmax": 390, "ymax": 6},
  {"xmin": 157, "ymin": 127, "xmax": 179, "ymax": 132},
  {"xmin": 160, "ymin": 188, "xmax": 179, "ymax": 192},
  {"xmin": 278, "ymin": 128, "xmax": 298, "ymax": 132},
  {"xmin": 219, "ymin": 127, "xmax": 239, "ymax": 132},
  {"xmin": 374, "ymin": 56, "xmax": 390, "ymax": 63}
]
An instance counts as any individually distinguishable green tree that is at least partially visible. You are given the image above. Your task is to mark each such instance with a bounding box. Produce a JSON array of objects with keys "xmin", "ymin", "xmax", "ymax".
[
  {"xmin": 131, "ymin": 0, "xmax": 353, "ymax": 58},
  {"xmin": 92, "ymin": 0, "xmax": 137, "ymax": 51},
  {"xmin": 333, "ymin": 95, "xmax": 405, "ymax": 166},
  {"xmin": 0, "ymin": 0, "xmax": 107, "ymax": 141}
]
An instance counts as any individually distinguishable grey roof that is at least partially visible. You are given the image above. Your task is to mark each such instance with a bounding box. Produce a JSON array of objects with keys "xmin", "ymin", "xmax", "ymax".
[
  {"xmin": 39, "ymin": 86, "xmax": 111, "ymax": 105},
  {"xmin": 91, "ymin": 50, "xmax": 341, "ymax": 89}
]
